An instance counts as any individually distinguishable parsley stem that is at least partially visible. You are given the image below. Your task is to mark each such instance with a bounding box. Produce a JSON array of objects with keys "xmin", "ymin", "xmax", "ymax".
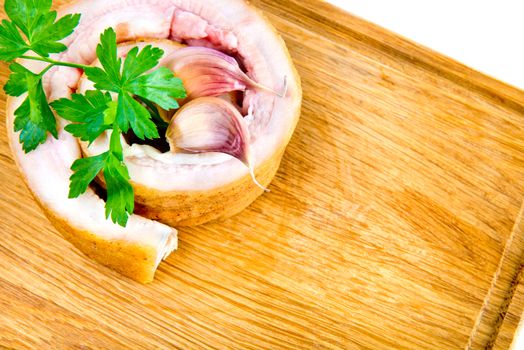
[
  {"xmin": 20, "ymin": 55, "xmax": 90, "ymax": 70},
  {"xmin": 37, "ymin": 64, "xmax": 54, "ymax": 79}
]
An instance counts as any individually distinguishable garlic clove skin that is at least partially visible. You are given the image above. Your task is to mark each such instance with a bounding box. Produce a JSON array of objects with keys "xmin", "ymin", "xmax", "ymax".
[
  {"xmin": 166, "ymin": 97, "xmax": 268, "ymax": 191},
  {"xmin": 167, "ymin": 46, "xmax": 282, "ymax": 99}
]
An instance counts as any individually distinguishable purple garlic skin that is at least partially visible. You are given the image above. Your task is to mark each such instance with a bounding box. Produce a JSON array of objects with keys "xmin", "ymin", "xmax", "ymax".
[
  {"xmin": 166, "ymin": 46, "xmax": 281, "ymax": 99},
  {"xmin": 166, "ymin": 97, "xmax": 267, "ymax": 191}
]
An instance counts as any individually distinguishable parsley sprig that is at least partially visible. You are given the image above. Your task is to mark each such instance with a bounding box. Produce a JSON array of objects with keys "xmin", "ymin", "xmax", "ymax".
[{"xmin": 1, "ymin": 0, "xmax": 187, "ymax": 226}]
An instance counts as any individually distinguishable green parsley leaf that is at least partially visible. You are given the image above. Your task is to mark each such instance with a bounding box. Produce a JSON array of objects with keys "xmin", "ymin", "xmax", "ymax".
[
  {"xmin": 84, "ymin": 66, "xmax": 120, "ymax": 92},
  {"xmin": 122, "ymin": 45, "xmax": 164, "ymax": 82},
  {"xmin": 68, "ymin": 151, "xmax": 108, "ymax": 199},
  {"xmin": 126, "ymin": 67, "xmax": 186, "ymax": 110},
  {"xmin": 104, "ymin": 128, "xmax": 133, "ymax": 226},
  {"xmin": 68, "ymin": 128, "xmax": 134, "ymax": 226},
  {"xmin": 96, "ymin": 28, "xmax": 121, "ymax": 84},
  {"xmin": 117, "ymin": 93, "xmax": 159, "ymax": 140},
  {"xmin": 51, "ymin": 90, "xmax": 112, "ymax": 144},
  {"xmin": 85, "ymin": 28, "xmax": 181, "ymax": 142},
  {"xmin": 0, "ymin": 19, "xmax": 29, "ymax": 61},
  {"xmin": 4, "ymin": 0, "xmax": 52, "ymax": 39},
  {"xmin": 4, "ymin": 62, "xmax": 31, "ymax": 96},
  {"xmin": 83, "ymin": 28, "xmax": 122, "ymax": 91},
  {"xmin": 3, "ymin": 0, "xmax": 79, "ymax": 57},
  {"xmin": 13, "ymin": 72, "xmax": 58, "ymax": 153},
  {"xmin": 30, "ymin": 11, "xmax": 80, "ymax": 57}
]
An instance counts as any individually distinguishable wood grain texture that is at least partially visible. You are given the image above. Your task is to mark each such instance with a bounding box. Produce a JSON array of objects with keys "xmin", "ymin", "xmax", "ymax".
[{"xmin": 1, "ymin": 0, "xmax": 524, "ymax": 348}]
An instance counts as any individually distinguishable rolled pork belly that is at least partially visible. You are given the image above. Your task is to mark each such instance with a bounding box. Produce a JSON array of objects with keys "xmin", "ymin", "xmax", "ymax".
[{"xmin": 6, "ymin": 0, "xmax": 302, "ymax": 282}]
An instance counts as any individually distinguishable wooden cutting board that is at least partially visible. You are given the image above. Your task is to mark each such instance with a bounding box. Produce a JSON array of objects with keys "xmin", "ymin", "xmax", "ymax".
[{"xmin": 1, "ymin": 0, "xmax": 523, "ymax": 349}]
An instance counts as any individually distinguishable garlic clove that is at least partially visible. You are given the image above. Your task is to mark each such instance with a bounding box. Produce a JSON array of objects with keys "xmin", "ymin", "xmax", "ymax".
[
  {"xmin": 166, "ymin": 97, "xmax": 268, "ymax": 191},
  {"xmin": 167, "ymin": 46, "xmax": 283, "ymax": 99}
]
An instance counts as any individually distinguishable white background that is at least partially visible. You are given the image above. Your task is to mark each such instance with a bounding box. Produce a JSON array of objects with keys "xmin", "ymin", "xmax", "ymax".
[
  {"xmin": 325, "ymin": 1, "xmax": 524, "ymax": 348},
  {"xmin": 326, "ymin": 0, "xmax": 524, "ymax": 90}
]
